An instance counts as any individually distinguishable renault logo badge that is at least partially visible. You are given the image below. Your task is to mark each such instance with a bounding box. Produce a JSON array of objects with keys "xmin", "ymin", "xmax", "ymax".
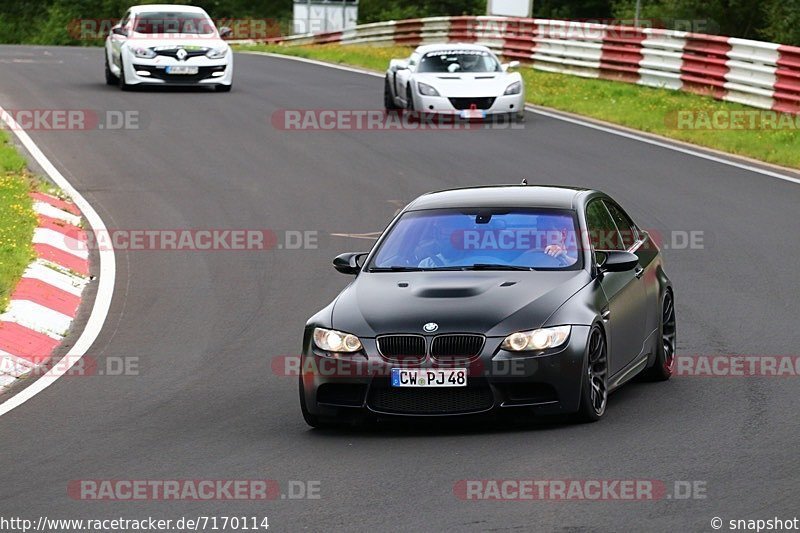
[
  {"xmin": 176, "ymin": 48, "xmax": 187, "ymax": 61},
  {"xmin": 423, "ymin": 322, "xmax": 439, "ymax": 333}
]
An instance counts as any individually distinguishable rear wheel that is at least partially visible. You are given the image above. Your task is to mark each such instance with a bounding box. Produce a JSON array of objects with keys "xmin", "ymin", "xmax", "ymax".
[
  {"xmin": 104, "ymin": 52, "xmax": 118, "ymax": 85},
  {"xmin": 576, "ymin": 325, "xmax": 608, "ymax": 422},
  {"xmin": 642, "ymin": 290, "xmax": 676, "ymax": 381}
]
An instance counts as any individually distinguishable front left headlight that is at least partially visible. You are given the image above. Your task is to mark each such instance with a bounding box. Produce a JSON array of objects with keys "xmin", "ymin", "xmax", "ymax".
[
  {"xmin": 501, "ymin": 326, "xmax": 571, "ymax": 352},
  {"xmin": 132, "ymin": 46, "xmax": 156, "ymax": 59},
  {"xmin": 504, "ymin": 81, "xmax": 522, "ymax": 95},
  {"xmin": 313, "ymin": 327, "xmax": 363, "ymax": 353},
  {"xmin": 206, "ymin": 47, "xmax": 228, "ymax": 59},
  {"xmin": 417, "ymin": 82, "xmax": 440, "ymax": 97}
]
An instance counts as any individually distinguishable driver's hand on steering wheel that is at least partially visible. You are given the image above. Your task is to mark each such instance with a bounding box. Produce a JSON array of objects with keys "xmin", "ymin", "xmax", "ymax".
[{"xmin": 545, "ymin": 244, "xmax": 568, "ymax": 258}]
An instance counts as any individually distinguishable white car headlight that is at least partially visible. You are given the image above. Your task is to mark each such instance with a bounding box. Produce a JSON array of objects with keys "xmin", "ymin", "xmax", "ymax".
[
  {"xmin": 504, "ymin": 81, "xmax": 522, "ymax": 95},
  {"xmin": 501, "ymin": 326, "xmax": 571, "ymax": 352},
  {"xmin": 132, "ymin": 46, "xmax": 156, "ymax": 59},
  {"xmin": 417, "ymin": 82, "xmax": 440, "ymax": 97},
  {"xmin": 313, "ymin": 327, "xmax": 363, "ymax": 353},
  {"xmin": 206, "ymin": 47, "xmax": 228, "ymax": 59}
]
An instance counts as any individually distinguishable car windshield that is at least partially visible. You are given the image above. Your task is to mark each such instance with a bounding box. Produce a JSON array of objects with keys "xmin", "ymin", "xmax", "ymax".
[
  {"xmin": 369, "ymin": 209, "xmax": 582, "ymax": 271},
  {"xmin": 133, "ymin": 13, "xmax": 215, "ymax": 35},
  {"xmin": 417, "ymin": 50, "xmax": 501, "ymax": 73}
]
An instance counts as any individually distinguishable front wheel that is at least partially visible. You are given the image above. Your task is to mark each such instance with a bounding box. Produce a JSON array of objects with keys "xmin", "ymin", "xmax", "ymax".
[
  {"xmin": 104, "ymin": 52, "xmax": 118, "ymax": 85},
  {"xmin": 118, "ymin": 57, "xmax": 130, "ymax": 91},
  {"xmin": 576, "ymin": 325, "xmax": 608, "ymax": 422},
  {"xmin": 215, "ymin": 84, "xmax": 232, "ymax": 93},
  {"xmin": 642, "ymin": 290, "xmax": 676, "ymax": 381},
  {"xmin": 384, "ymin": 78, "xmax": 399, "ymax": 111}
]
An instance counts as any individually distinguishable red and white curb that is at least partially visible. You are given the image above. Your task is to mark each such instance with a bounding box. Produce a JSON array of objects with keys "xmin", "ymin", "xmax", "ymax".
[{"xmin": 0, "ymin": 192, "xmax": 89, "ymax": 392}]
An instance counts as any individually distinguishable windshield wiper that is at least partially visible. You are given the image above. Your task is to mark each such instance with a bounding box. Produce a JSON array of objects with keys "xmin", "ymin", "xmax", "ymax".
[
  {"xmin": 461, "ymin": 264, "xmax": 535, "ymax": 271},
  {"xmin": 368, "ymin": 266, "xmax": 427, "ymax": 272}
]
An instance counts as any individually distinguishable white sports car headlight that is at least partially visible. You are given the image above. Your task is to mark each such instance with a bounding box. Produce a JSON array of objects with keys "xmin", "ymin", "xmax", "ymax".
[
  {"xmin": 132, "ymin": 46, "xmax": 156, "ymax": 59},
  {"xmin": 504, "ymin": 81, "xmax": 522, "ymax": 95},
  {"xmin": 501, "ymin": 326, "xmax": 571, "ymax": 352},
  {"xmin": 313, "ymin": 327, "xmax": 363, "ymax": 353},
  {"xmin": 206, "ymin": 47, "xmax": 228, "ymax": 59},
  {"xmin": 417, "ymin": 82, "xmax": 440, "ymax": 97}
]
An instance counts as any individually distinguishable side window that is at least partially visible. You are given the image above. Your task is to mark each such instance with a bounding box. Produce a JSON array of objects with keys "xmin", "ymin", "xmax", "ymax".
[
  {"xmin": 408, "ymin": 53, "xmax": 420, "ymax": 69},
  {"xmin": 585, "ymin": 200, "xmax": 624, "ymax": 251},
  {"xmin": 603, "ymin": 200, "xmax": 637, "ymax": 249}
]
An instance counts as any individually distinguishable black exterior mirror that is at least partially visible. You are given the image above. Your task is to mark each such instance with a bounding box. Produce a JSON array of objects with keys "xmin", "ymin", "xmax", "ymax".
[
  {"xmin": 333, "ymin": 253, "xmax": 367, "ymax": 275},
  {"xmin": 597, "ymin": 251, "xmax": 639, "ymax": 273},
  {"xmin": 112, "ymin": 26, "xmax": 128, "ymax": 37},
  {"xmin": 219, "ymin": 26, "xmax": 233, "ymax": 38}
]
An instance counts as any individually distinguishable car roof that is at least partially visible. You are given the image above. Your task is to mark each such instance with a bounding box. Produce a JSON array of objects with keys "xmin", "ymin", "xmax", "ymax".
[
  {"xmin": 405, "ymin": 185, "xmax": 594, "ymax": 211},
  {"xmin": 414, "ymin": 43, "xmax": 493, "ymax": 55},
  {"xmin": 129, "ymin": 4, "xmax": 208, "ymax": 14}
]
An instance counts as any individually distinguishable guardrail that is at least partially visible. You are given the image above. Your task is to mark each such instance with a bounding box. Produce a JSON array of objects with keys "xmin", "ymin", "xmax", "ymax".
[{"xmin": 250, "ymin": 16, "xmax": 800, "ymax": 115}]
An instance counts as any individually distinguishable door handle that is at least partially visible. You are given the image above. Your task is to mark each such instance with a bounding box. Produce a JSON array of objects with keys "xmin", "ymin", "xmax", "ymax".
[{"xmin": 634, "ymin": 266, "xmax": 644, "ymax": 279}]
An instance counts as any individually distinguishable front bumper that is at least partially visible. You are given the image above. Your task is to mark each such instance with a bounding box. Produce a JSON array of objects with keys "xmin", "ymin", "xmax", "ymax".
[
  {"xmin": 300, "ymin": 325, "xmax": 590, "ymax": 419},
  {"xmin": 413, "ymin": 93, "xmax": 525, "ymax": 117},
  {"xmin": 124, "ymin": 54, "xmax": 233, "ymax": 86}
]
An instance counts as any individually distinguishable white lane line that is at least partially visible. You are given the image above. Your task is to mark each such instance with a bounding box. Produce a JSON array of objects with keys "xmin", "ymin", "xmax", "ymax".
[
  {"xmin": 242, "ymin": 51, "xmax": 800, "ymax": 186},
  {"xmin": 0, "ymin": 107, "xmax": 116, "ymax": 418}
]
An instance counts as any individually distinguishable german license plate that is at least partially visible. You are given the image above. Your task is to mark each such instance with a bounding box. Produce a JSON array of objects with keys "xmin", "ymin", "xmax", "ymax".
[
  {"xmin": 166, "ymin": 66, "xmax": 198, "ymax": 75},
  {"xmin": 391, "ymin": 368, "xmax": 467, "ymax": 387},
  {"xmin": 460, "ymin": 109, "xmax": 486, "ymax": 119}
]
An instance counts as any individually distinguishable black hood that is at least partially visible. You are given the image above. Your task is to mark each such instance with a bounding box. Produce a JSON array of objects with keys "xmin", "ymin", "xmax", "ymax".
[{"xmin": 330, "ymin": 270, "xmax": 591, "ymax": 338}]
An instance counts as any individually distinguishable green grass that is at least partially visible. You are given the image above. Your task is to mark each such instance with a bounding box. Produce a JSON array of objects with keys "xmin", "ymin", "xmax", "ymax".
[
  {"xmin": 0, "ymin": 130, "xmax": 38, "ymax": 312},
  {"xmin": 238, "ymin": 43, "xmax": 800, "ymax": 169}
]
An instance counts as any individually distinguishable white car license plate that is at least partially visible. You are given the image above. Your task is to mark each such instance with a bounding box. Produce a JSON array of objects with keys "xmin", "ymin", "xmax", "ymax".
[
  {"xmin": 460, "ymin": 109, "xmax": 486, "ymax": 119},
  {"xmin": 391, "ymin": 368, "xmax": 467, "ymax": 387},
  {"xmin": 166, "ymin": 66, "xmax": 198, "ymax": 75}
]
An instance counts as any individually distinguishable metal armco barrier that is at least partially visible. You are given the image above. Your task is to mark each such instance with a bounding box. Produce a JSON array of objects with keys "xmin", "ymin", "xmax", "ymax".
[{"xmin": 247, "ymin": 16, "xmax": 800, "ymax": 114}]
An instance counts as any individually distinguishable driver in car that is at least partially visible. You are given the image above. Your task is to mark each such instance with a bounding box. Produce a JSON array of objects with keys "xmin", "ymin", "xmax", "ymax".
[{"xmin": 418, "ymin": 218, "xmax": 465, "ymax": 268}]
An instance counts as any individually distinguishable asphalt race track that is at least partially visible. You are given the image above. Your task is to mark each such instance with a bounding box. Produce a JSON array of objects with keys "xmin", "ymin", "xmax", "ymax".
[{"xmin": 1, "ymin": 45, "xmax": 799, "ymax": 532}]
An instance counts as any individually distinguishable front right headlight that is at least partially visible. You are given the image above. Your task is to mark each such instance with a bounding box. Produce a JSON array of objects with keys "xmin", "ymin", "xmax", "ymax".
[
  {"xmin": 501, "ymin": 326, "xmax": 571, "ymax": 352},
  {"xmin": 417, "ymin": 82, "xmax": 440, "ymax": 97},
  {"xmin": 313, "ymin": 327, "xmax": 363, "ymax": 353},
  {"xmin": 206, "ymin": 47, "xmax": 228, "ymax": 59},
  {"xmin": 131, "ymin": 46, "xmax": 156, "ymax": 59}
]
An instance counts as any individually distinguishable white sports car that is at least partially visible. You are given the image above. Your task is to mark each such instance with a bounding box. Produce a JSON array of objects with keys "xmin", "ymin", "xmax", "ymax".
[
  {"xmin": 105, "ymin": 4, "xmax": 234, "ymax": 91},
  {"xmin": 384, "ymin": 44, "xmax": 525, "ymax": 120}
]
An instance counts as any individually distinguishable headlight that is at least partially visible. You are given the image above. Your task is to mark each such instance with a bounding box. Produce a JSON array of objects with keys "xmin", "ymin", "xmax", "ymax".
[
  {"xmin": 313, "ymin": 327, "xmax": 362, "ymax": 353},
  {"xmin": 417, "ymin": 82, "xmax": 440, "ymax": 97},
  {"xmin": 504, "ymin": 81, "xmax": 522, "ymax": 95},
  {"xmin": 206, "ymin": 47, "xmax": 228, "ymax": 59},
  {"xmin": 132, "ymin": 47, "xmax": 156, "ymax": 59},
  {"xmin": 501, "ymin": 326, "xmax": 571, "ymax": 352}
]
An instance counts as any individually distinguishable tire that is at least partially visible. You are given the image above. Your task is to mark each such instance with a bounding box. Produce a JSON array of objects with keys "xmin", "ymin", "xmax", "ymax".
[
  {"xmin": 215, "ymin": 84, "xmax": 232, "ymax": 93},
  {"xmin": 104, "ymin": 52, "xmax": 118, "ymax": 85},
  {"xmin": 406, "ymin": 87, "xmax": 415, "ymax": 111},
  {"xmin": 118, "ymin": 57, "xmax": 130, "ymax": 91},
  {"xmin": 576, "ymin": 325, "xmax": 608, "ymax": 423},
  {"xmin": 384, "ymin": 78, "xmax": 399, "ymax": 111},
  {"xmin": 641, "ymin": 290, "xmax": 676, "ymax": 381}
]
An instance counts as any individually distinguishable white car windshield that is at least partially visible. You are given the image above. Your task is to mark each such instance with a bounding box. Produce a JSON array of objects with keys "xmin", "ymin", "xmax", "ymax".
[
  {"xmin": 417, "ymin": 50, "xmax": 501, "ymax": 73},
  {"xmin": 133, "ymin": 12, "xmax": 215, "ymax": 35}
]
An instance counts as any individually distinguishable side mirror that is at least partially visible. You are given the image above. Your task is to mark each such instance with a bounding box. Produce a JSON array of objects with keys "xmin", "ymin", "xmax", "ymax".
[
  {"xmin": 597, "ymin": 251, "xmax": 639, "ymax": 273},
  {"xmin": 218, "ymin": 26, "xmax": 233, "ymax": 39},
  {"xmin": 503, "ymin": 60, "xmax": 520, "ymax": 70},
  {"xmin": 390, "ymin": 59, "xmax": 409, "ymax": 71},
  {"xmin": 111, "ymin": 26, "xmax": 128, "ymax": 37},
  {"xmin": 333, "ymin": 252, "xmax": 367, "ymax": 275}
]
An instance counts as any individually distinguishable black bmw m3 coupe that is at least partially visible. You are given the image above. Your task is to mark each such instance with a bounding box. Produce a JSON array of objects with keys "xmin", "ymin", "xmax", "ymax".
[{"xmin": 300, "ymin": 184, "xmax": 676, "ymax": 427}]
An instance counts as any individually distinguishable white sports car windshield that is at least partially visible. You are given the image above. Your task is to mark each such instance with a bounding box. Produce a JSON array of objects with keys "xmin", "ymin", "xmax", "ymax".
[
  {"xmin": 417, "ymin": 50, "xmax": 502, "ymax": 73},
  {"xmin": 369, "ymin": 209, "xmax": 582, "ymax": 271},
  {"xmin": 133, "ymin": 13, "xmax": 215, "ymax": 35}
]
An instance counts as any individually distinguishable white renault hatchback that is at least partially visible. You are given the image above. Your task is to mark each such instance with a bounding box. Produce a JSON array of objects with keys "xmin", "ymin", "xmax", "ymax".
[{"xmin": 105, "ymin": 4, "xmax": 234, "ymax": 91}]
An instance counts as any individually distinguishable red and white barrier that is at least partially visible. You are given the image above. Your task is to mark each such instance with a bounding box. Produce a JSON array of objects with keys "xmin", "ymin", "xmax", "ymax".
[{"xmin": 256, "ymin": 16, "xmax": 800, "ymax": 115}]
